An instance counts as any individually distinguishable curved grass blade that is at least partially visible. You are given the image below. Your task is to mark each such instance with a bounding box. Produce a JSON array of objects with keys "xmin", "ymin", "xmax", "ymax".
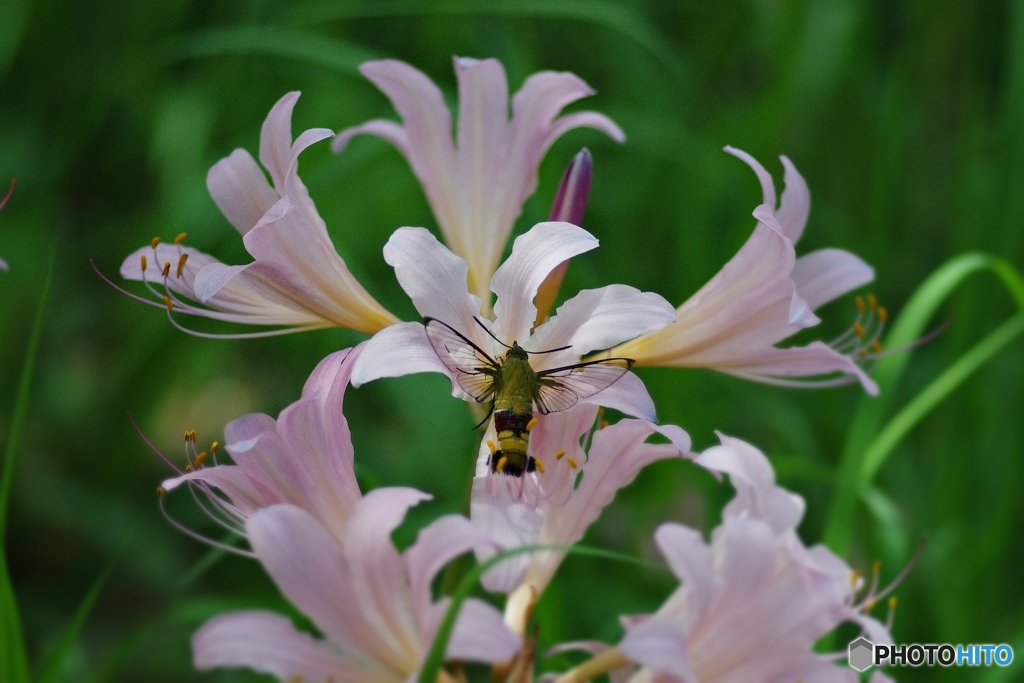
[
  {"xmin": 33, "ymin": 525, "xmax": 138, "ymax": 683},
  {"xmin": 290, "ymin": 0, "xmax": 689, "ymax": 84},
  {"xmin": 418, "ymin": 544, "xmax": 661, "ymax": 683},
  {"xmin": 1, "ymin": 251, "xmax": 55, "ymax": 683},
  {"xmin": 155, "ymin": 26, "xmax": 383, "ymax": 75},
  {"xmin": 825, "ymin": 253, "xmax": 1024, "ymax": 552},
  {"xmin": 859, "ymin": 312, "xmax": 1024, "ymax": 486}
]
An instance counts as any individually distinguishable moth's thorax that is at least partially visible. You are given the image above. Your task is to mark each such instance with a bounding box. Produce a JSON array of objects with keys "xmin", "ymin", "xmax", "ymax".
[{"xmin": 494, "ymin": 349, "xmax": 539, "ymax": 414}]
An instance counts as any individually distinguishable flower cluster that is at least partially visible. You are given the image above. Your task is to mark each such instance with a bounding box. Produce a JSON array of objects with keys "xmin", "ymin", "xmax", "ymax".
[{"xmin": 118, "ymin": 56, "xmax": 905, "ymax": 682}]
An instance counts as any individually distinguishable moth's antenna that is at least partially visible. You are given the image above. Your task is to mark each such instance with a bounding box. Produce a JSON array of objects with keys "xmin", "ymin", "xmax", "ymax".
[
  {"xmin": 527, "ymin": 344, "xmax": 572, "ymax": 355},
  {"xmin": 474, "ymin": 317, "xmax": 512, "ymax": 350}
]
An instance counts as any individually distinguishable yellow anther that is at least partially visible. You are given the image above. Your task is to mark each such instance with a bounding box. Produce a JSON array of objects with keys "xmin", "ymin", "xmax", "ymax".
[
  {"xmin": 555, "ymin": 449, "xmax": 565, "ymax": 460},
  {"xmin": 140, "ymin": 254, "xmax": 147, "ymax": 272},
  {"xmin": 176, "ymin": 253, "xmax": 188, "ymax": 278},
  {"xmin": 853, "ymin": 322, "xmax": 865, "ymax": 338},
  {"xmin": 567, "ymin": 456, "xmax": 578, "ymax": 469},
  {"xmin": 156, "ymin": 486, "xmax": 165, "ymax": 498},
  {"xmin": 868, "ymin": 294, "xmax": 877, "ymax": 310},
  {"xmin": 872, "ymin": 560, "xmax": 882, "ymax": 575},
  {"xmin": 534, "ymin": 459, "xmax": 546, "ymax": 474},
  {"xmin": 161, "ymin": 261, "xmax": 171, "ymax": 278},
  {"xmin": 597, "ymin": 407, "xmax": 605, "ymax": 416},
  {"xmin": 496, "ymin": 456, "xmax": 508, "ymax": 473},
  {"xmin": 866, "ymin": 598, "xmax": 876, "ymax": 611},
  {"xmin": 194, "ymin": 451, "xmax": 207, "ymax": 468},
  {"xmin": 487, "ymin": 440, "xmax": 497, "ymax": 455},
  {"xmin": 211, "ymin": 440, "xmax": 219, "ymax": 455},
  {"xmin": 184, "ymin": 464, "xmax": 193, "ymax": 473},
  {"xmin": 599, "ymin": 420, "xmax": 609, "ymax": 430},
  {"xmin": 151, "ymin": 236, "xmax": 161, "ymax": 249},
  {"xmin": 850, "ymin": 569, "xmax": 863, "ymax": 587},
  {"xmin": 855, "ymin": 296, "xmax": 865, "ymax": 314},
  {"xmin": 526, "ymin": 417, "xmax": 538, "ymax": 431},
  {"xmin": 174, "ymin": 232, "xmax": 187, "ymax": 244},
  {"xmin": 888, "ymin": 596, "xmax": 898, "ymax": 611},
  {"xmin": 162, "ymin": 295, "xmax": 174, "ymax": 312},
  {"xmin": 859, "ymin": 348, "xmax": 870, "ymax": 358},
  {"xmin": 870, "ymin": 340, "xmax": 883, "ymax": 354},
  {"xmin": 877, "ymin": 306, "xmax": 888, "ymax": 323}
]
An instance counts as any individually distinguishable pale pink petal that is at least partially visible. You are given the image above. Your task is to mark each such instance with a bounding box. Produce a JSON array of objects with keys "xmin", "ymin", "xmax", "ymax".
[
  {"xmin": 868, "ymin": 670, "xmax": 897, "ymax": 683},
  {"xmin": 471, "ymin": 477, "xmax": 544, "ymax": 593},
  {"xmin": 541, "ymin": 111, "xmax": 626, "ymax": 154},
  {"xmin": 724, "ymin": 146, "xmax": 777, "ymax": 211},
  {"xmin": 444, "ymin": 597, "xmax": 522, "ymax": 664},
  {"xmin": 491, "ymin": 222, "xmax": 599, "ymax": 344},
  {"xmin": 206, "ymin": 149, "xmax": 279, "ymax": 235},
  {"xmin": 246, "ymin": 506, "xmax": 380, "ymax": 653},
  {"xmin": 527, "ymin": 285, "xmax": 675, "ymax": 362},
  {"xmin": 578, "ymin": 370, "xmax": 657, "ymax": 422},
  {"xmin": 383, "ymin": 227, "xmax": 483, "ymax": 331},
  {"xmin": 332, "ymin": 119, "xmax": 411, "ymax": 158},
  {"xmin": 0, "ymin": 258, "xmax": 7, "ymax": 273},
  {"xmin": 453, "ymin": 57, "xmax": 510, "ymax": 275},
  {"xmin": 618, "ymin": 617, "xmax": 694, "ymax": 681},
  {"xmin": 777, "ymin": 155, "xmax": 811, "ymax": 244},
  {"xmin": 614, "ymin": 220, "xmax": 807, "ymax": 368},
  {"xmin": 240, "ymin": 191, "xmax": 398, "ymax": 334},
  {"xmin": 695, "ymin": 434, "xmax": 805, "ymax": 535},
  {"xmin": 258, "ymin": 92, "xmax": 300, "ymax": 192},
  {"xmin": 723, "ymin": 341, "xmax": 879, "ymax": 396},
  {"xmin": 350, "ymin": 322, "xmax": 454, "ymax": 388},
  {"xmin": 404, "ymin": 515, "xmax": 499, "ymax": 630},
  {"xmin": 526, "ymin": 420, "xmax": 684, "ymax": 593},
  {"xmin": 273, "ymin": 346, "xmax": 364, "ymax": 540},
  {"xmin": 161, "ymin": 464, "xmax": 272, "ymax": 517},
  {"xmin": 343, "ymin": 487, "xmax": 430, "ymax": 660},
  {"xmin": 508, "ymin": 70, "xmax": 622, "ymax": 221},
  {"xmin": 652, "ymin": 524, "xmax": 713, "ymax": 616},
  {"xmin": 190, "ymin": 259, "xmax": 339, "ymax": 326},
  {"xmin": 193, "ymin": 610, "xmax": 360, "ymax": 680},
  {"xmin": 334, "ymin": 60, "xmax": 458, "ymax": 235},
  {"xmin": 792, "ymin": 248, "xmax": 874, "ymax": 311}
]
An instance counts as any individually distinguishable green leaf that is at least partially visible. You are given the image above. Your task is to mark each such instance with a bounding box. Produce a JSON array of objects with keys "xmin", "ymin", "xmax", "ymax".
[
  {"xmin": 290, "ymin": 0, "xmax": 689, "ymax": 83},
  {"xmin": 825, "ymin": 253, "xmax": 1024, "ymax": 553},
  {"xmin": 33, "ymin": 526, "xmax": 137, "ymax": 683},
  {"xmin": 0, "ymin": 251, "xmax": 55, "ymax": 683},
  {"xmin": 156, "ymin": 26, "xmax": 383, "ymax": 74}
]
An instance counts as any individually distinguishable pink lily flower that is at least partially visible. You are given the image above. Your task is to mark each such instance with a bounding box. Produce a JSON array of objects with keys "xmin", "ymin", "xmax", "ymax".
[
  {"xmin": 117, "ymin": 92, "xmax": 397, "ymax": 336},
  {"xmin": 607, "ymin": 148, "xmax": 879, "ymax": 395},
  {"xmin": 193, "ymin": 489, "xmax": 522, "ymax": 682},
  {"xmin": 350, "ymin": 221, "xmax": 676, "ymax": 422},
  {"xmin": 333, "ymin": 57, "xmax": 625, "ymax": 311},
  {"xmin": 470, "ymin": 404, "xmax": 690, "ymax": 633},
  {"xmin": 158, "ymin": 344, "xmax": 365, "ymax": 547},
  {"xmin": 553, "ymin": 435, "xmax": 895, "ymax": 683}
]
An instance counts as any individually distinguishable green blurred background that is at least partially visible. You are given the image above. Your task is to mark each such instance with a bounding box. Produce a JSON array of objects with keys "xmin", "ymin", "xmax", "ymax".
[{"xmin": 1, "ymin": 0, "xmax": 1022, "ymax": 681}]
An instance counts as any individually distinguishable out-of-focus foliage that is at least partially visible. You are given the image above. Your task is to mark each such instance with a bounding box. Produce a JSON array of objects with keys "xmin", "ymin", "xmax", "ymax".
[{"xmin": 1, "ymin": 1, "xmax": 1022, "ymax": 681}]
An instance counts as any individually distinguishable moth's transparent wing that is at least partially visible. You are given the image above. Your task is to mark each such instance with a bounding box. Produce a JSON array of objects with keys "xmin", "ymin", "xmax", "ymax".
[
  {"xmin": 534, "ymin": 358, "xmax": 634, "ymax": 415},
  {"xmin": 424, "ymin": 318, "xmax": 500, "ymax": 402}
]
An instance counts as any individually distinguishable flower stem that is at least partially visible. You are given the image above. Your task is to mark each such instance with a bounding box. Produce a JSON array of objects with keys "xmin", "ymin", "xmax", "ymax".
[{"xmin": 554, "ymin": 648, "xmax": 630, "ymax": 683}]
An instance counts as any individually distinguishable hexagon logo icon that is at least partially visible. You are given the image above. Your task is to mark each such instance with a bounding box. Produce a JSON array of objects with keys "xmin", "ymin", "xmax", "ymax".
[{"xmin": 849, "ymin": 637, "xmax": 874, "ymax": 671}]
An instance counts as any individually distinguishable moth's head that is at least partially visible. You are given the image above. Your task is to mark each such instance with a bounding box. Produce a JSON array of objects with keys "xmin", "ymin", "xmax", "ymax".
[{"xmin": 506, "ymin": 343, "xmax": 529, "ymax": 361}]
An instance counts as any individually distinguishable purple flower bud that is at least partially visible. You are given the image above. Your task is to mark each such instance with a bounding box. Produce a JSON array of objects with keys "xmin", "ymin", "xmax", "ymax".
[{"xmin": 548, "ymin": 148, "xmax": 592, "ymax": 225}]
